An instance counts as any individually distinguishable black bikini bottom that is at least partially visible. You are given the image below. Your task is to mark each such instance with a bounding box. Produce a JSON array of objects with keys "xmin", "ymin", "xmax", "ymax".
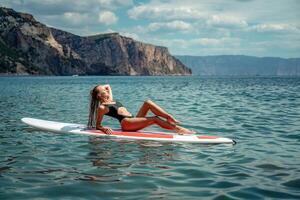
[{"xmin": 119, "ymin": 115, "xmax": 134, "ymax": 123}]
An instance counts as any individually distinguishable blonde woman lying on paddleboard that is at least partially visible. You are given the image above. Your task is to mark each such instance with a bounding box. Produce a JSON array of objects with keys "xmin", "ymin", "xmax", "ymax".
[{"xmin": 88, "ymin": 84, "xmax": 196, "ymax": 135}]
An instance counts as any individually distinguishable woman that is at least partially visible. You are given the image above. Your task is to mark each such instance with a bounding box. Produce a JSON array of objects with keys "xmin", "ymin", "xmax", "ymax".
[{"xmin": 88, "ymin": 84, "xmax": 196, "ymax": 135}]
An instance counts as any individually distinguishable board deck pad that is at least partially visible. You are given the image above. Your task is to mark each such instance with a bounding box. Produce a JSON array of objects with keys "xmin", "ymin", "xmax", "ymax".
[{"xmin": 21, "ymin": 118, "xmax": 235, "ymax": 144}]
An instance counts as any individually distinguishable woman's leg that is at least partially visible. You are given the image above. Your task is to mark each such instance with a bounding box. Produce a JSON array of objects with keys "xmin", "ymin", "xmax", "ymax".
[
  {"xmin": 136, "ymin": 100, "xmax": 179, "ymax": 124},
  {"xmin": 121, "ymin": 116, "xmax": 172, "ymax": 131},
  {"xmin": 121, "ymin": 116, "xmax": 195, "ymax": 134}
]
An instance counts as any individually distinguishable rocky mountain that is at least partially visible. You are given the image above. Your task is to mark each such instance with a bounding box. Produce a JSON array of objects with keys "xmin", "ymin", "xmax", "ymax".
[
  {"xmin": 176, "ymin": 55, "xmax": 300, "ymax": 76},
  {"xmin": 0, "ymin": 7, "xmax": 191, "ymax": 76}
]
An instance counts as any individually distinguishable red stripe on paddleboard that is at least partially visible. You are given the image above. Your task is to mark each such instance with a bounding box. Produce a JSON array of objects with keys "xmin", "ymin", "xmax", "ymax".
[
  {"xmin": 88, "ymin": 130, "xmax": 173, "ymax": 139},
  {"xmin": 197, "ymin": 135, "xmax": 218, "ymax": 139}
]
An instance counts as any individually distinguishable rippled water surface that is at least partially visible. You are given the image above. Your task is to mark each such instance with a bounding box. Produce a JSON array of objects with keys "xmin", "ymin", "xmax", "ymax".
[{"xmin": 0, "ymin": 76, "xmax": 300, "ymax": 199}]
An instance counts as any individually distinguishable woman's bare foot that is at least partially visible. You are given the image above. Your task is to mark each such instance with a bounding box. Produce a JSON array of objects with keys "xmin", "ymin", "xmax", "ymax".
[
  {"xmin": 167, "ymin": 115, "xmax": 180, "ymax": 125},
  {"xmin": 174, "ymin": 126, "xmax": 196, "ymax": 135}
]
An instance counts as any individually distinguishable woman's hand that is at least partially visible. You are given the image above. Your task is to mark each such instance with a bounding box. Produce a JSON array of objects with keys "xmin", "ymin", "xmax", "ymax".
[
  {"xmin": 102, "ymin": 84, "xmax": 113, "ymax": 101},
  {"xmin": 103, "ymin": 84, "xmax": 110, "ymax": 89},
  {"xmin": 97, "ymin": 126, "xmax": 113, "ymax": 134}
]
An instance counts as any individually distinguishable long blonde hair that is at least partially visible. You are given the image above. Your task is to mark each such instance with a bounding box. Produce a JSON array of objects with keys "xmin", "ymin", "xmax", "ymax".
[{"xmin": 87, "ymin": 85, "xmax": 100, "ymax": 128}]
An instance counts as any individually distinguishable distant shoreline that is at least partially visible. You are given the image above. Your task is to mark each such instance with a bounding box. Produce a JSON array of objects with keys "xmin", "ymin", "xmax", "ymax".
[
  {"xmin": 1, "ymin": 74, "xmax": 299, "ymax": 78},
  {"xmin": 0, "ymin": 73, "xmax": 193, "ymax": 77}
]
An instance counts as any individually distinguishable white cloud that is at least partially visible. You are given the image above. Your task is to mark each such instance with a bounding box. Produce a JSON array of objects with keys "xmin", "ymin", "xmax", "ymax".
[
  {"xmin": 248, "ymin": 23, "xmax": 300, "ymax": 33},
  {"xmin": 63, "ymin": 12, "xmax": 89, "ymax": 25},
  {"xmin": 206, "ymin": 15, "xmax": 248, "ymax": 28},
  {"xmin": 97, "ymin": 0, "xmax": 133, "ymax": 8},
  {"xmin": 97, "ymin": 0, "xmax": 113, "ymax": 6},
  {"xmin": 98, "ymin": 11, "xmax": 118, "ymax": 25},
  {"xmin": 115, "ymin": 0, "xmax": 133, "ymax": 6},
  {"xmin": 2, "ymin": 0, "xmax": 133, "ymax": 16},
  {"xmin": 193, "ymin": 38, "xmax": 220, "ymax": 46},
  {"xmin": 148, "ymin": 20, "xmax": 193, "ymax": 32},
  {"xmin": 128, "ymin": 5, "xmax": 204, "ymax": 20},
  {"xmin": 129, "ymin": 0, "xmax": 299, "ymax": 24},
  {"xmin": 127, "ymin": 2, "xmax": 249, "ymax": 32}
]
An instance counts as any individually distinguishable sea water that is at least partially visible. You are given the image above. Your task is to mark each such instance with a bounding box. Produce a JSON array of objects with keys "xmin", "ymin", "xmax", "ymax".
[{"xmin": 0, "ymin": 76, "xmax": 299, "ymax": 199}]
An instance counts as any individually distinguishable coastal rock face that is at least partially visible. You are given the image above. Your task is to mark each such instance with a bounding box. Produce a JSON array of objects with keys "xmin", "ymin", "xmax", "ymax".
[
  {"xmin": 51, "ymin": 29, "xmax": 190, "ymax": 75},
  {"xmin": 0, "ymin": 7, "xmax": 191, "ymax": 75}
]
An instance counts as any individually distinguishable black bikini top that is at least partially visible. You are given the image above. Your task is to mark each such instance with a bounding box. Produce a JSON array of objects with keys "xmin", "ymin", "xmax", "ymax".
[{"xmin": 104, "ymin": 101, "xmax": 128, "ymax": 123}]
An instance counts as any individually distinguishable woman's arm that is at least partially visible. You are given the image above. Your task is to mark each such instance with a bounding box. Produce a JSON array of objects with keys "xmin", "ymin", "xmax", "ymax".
[
  {"xmin": 103, "ymin": 84, "xmax": 113, "ymax": 102},
  {"xmin": 96, "ymin": 105, "xmax": 113, "ymax": 134}
]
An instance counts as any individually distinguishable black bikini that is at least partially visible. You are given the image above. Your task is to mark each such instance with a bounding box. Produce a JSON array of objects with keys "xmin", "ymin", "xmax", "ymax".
[{"xmin": 104, "ymin": 101, "xmax": 134, "ymax": 123}]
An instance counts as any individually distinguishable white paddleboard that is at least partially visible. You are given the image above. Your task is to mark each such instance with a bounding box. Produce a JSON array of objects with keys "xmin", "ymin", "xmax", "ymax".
[{"xmin": 21, "ymin": 118, "xmax": 236, "ymax": 144}]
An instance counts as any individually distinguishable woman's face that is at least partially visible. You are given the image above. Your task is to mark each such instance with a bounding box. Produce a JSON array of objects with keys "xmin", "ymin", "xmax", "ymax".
[{"xmin": 96, "ymin": 86, "xmax": 109, "ymax": 101}]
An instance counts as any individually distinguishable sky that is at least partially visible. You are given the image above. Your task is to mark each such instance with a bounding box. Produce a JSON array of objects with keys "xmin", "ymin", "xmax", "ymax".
[{"xmin": 1, "ymin": 0, "xmax": 300, "ymax": 58}]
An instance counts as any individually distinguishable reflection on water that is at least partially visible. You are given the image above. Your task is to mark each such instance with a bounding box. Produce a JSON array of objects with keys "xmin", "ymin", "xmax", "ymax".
[
  {"xmin": 77, "ymin": 138, "xmax": 179, "ymax": 183},
  {"xmin": 88, "ymin": 137, "xmax": 177, "ymax": 165}
]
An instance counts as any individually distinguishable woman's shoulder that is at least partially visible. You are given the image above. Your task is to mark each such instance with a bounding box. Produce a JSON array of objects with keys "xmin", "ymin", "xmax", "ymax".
[
  {"xmin": 100, "ymin": 101, "xmax": 118, "ymax": 108},
  {"xmin": 106, "ymin": 100, "xmax": 122, "ymax": 105},
  {"xmin": 97, "ymin": 105, "xmax": 109, "ymax": 113},
  {"xmin": 98, "ymin": 104, "xmax": 107, "ymax": 110},
  {"xmin": 102, "ymin": 101, "xmax": 116, "ymax": 105}
]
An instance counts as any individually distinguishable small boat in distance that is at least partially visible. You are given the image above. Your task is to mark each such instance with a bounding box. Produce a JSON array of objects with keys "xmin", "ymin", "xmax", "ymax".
[{"xmin": 72, "ymin": 74, "xmax": 79, "ymax": 77}]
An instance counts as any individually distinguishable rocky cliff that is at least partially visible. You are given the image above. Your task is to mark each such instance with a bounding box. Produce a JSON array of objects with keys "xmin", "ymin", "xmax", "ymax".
[{"xmin": 0, "ymin": 7, "xmax": 191, "ymax": 75}]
